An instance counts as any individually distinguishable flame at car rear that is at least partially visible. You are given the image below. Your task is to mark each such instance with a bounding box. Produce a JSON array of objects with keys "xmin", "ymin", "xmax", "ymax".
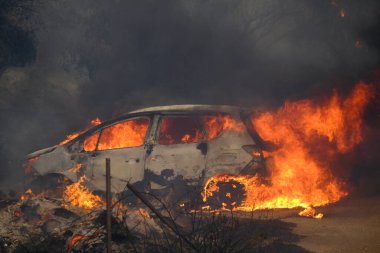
[{"xmin": 203, "ymin": 82, "xmax": 374, "ymax": 216}]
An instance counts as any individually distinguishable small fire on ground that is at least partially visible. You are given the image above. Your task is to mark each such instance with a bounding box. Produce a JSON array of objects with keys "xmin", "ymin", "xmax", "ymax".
[{"xmin": 63, "ymin": 175, "xmax": 104, "ymax": 210}]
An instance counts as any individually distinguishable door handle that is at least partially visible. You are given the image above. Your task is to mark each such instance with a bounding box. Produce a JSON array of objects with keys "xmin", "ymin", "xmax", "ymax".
[
  {"xmin": 196, "ymin": 142, "xmax": 208, "ymax": 156},
  {"xmin": 125, "ymin": 158, "xmax": 140, "ymax": 163}
]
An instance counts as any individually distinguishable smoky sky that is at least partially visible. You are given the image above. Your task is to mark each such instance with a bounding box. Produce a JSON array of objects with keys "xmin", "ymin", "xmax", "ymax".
[{"xmin": 0, "ymin": 0, "xmax": 380, "ymax": 187}]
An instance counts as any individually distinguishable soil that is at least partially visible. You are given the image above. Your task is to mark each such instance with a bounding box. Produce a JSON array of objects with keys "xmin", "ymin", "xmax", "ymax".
[{"xmin": 282, "ymin": 196, "xmax": 380, "ymax": 253}]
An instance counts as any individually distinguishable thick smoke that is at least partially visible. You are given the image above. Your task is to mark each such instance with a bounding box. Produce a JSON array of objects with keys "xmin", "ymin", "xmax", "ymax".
[{"xmin": 0, "ymin": 0, "xmax": 379, "ymax": 190}]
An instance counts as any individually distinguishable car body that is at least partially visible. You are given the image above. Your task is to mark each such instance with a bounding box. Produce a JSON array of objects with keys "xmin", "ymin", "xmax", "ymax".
[{"xmin": 26, "ymin": 105, "xmax": 266, "ymax": 194}]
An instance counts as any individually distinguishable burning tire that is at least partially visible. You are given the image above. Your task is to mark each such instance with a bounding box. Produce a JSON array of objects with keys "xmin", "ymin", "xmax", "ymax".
[{"xmin": 204, "ymin": 179, "xmax": 246, "ymax": 210}]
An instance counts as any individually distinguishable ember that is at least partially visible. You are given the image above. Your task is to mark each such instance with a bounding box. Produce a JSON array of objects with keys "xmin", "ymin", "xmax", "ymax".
[
  {"xmin": 68, "ymin": 235, "xmax": 85, "ymax": 249},
  {"xmin": 203, "ymin": 83, "xmax": 374, "ymax": 216},
  {"xmin": 203, "ymin": 114, "xmax": 245, "ymax": 139},
  {"xmin": 20, "ymin": 188, "xmax": 34, "ymax": 201}
]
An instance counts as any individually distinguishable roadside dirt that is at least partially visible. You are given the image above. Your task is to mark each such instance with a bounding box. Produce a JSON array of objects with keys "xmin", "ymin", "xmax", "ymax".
[{"xmin": 282, "ymin": 196, "xmax": 380, "ymax": 253}]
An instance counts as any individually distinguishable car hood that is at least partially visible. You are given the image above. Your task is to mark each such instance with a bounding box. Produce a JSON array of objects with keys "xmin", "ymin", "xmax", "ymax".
[{"xmin": 26, "ymin": 145, "xmax": 58, "ymax": 159}]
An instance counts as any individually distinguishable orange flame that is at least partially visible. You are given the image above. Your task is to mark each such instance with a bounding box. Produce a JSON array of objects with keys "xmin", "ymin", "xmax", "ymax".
[
  {"xmin": 159, "ymin": 115, "xmax": 244, "ymax": 145},
  {"xmin": 63, "ymin": 175, "xmax": 104, "ymax": 210},
  {"xmin": 68, "ymin": 235, "xmax": 85, "ymax": 249},
  {"xmin": 59, "ymin": 117, "xmax": 102, "ymax": 145},
  {"xmin": 299, "ymin": 207, "xmax": 323, "ymax": 219},
  {"xmin": 203, "ymin": 83, "xmax": 374, "ymax": 216},
  {"xmin": 20, "ymin": 188, "xmax": 34, "ymax": 201},
  {"xmin": 203, "ymin": 114, "xmax": 245, "ymax": 140},
  {"xmin": 97, "ymin": 118, "xmax": 149, "ymax": 150}
]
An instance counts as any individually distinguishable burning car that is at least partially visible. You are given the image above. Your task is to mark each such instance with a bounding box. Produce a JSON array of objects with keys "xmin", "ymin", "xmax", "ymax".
[{"xmin": 25, "ymin": 105, "xmax": 267, "ymax": 202}]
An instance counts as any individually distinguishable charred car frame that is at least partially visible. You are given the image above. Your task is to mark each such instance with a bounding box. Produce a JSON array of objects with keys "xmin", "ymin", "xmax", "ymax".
[{"xmin": 25, "ymin": 105, "xmax": 267, "ymax": 204}]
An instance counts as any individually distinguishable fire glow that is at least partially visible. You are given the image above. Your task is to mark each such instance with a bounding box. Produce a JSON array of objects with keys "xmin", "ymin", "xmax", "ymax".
[
  {"xmin": 59, "ymin": 117, "xmax": 102, "ymax": 145},
  {"xmin": 160, "ymin": 114, "xmax": 244, "ymax": 145},
  {"xmin": 203, "ymin": 83, "xmax": 374, "ymax": 216}
]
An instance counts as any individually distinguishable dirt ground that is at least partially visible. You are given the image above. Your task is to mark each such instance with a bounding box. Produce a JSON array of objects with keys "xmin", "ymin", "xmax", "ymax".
[
  {"xmin": 193, "ymin": 194, "xmax": 380, "ymax": 253},
  {"xmin": 279, "ymin": 196, "xmax": 380, "ymax": 253}
]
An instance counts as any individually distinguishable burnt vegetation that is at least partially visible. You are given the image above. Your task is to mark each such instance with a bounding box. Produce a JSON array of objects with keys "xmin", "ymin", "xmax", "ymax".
[{"xmin": 0, "ymin": 186, "xmax": 311, "ymax": 253}]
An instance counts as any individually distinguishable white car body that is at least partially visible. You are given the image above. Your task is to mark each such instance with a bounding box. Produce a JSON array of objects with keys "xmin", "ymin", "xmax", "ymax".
[{"xmin": 26, "ymin": 105, "xmax": 266, "ymax": 193}]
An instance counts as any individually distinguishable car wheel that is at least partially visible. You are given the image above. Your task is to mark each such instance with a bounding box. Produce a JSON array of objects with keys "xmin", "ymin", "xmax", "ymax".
[{"xmin": 204, "ymin": 179, "xmax": 246, "ymax": 210}]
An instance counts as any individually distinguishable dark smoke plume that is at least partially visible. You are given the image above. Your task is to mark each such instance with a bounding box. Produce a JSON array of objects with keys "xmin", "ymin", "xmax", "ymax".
[{"xmin": 0, "ymin": 0, "xmax": 379, "ymax": 191}]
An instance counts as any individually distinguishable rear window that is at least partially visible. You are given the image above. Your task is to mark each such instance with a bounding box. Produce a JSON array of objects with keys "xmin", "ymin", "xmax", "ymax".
[
  {"xmin": 202, "ymin": 114, "xmax": 245, "ymax": 140},
  {"xmin": 97, "ymin": 117, "xmax": 149, "ymax": 150},
  {"xmin": 201, "ymin": 115, "xmax": 224, "ymax": 140},
  {"xmin": 158, "ymin": 114, "xmax": 244, "ymax": 145},
  {"xmin": 158, "ymin": 116, "xmax": 203, "ymax": 145}
]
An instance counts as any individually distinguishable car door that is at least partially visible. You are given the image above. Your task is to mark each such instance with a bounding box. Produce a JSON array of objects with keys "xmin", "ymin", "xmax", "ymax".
[
  {"xmin": 145, "ymin": 114, "xmax": 207, "ymax": 188},
  {"xmin": 86, "ymin": 116, "xmax": 151, "ymax": 192}
]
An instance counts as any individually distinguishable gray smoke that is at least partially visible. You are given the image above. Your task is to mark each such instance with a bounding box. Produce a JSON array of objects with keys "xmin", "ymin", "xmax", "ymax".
[{"xmin": 0, "ymin": 0, "xmax": 379, "ymax": 188}]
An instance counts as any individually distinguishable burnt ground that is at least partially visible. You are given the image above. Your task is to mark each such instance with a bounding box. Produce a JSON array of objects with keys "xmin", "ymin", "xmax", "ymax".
[{"xmin": 0, "ymin": 191, "xmax": 379, "ymax": 252}]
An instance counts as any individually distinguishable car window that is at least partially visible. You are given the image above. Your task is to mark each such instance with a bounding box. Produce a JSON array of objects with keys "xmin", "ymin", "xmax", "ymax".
[
  {"xmin": 201, "ymin": 115, "xmax": 224, "ymax": 140},
  {"xmin": 202, "ymin": 114, "xmax": 245, "ymax": 140},
  {"xmin": 158, "ymin": 116, "xmax": 203, "ymax": 145},
  {"xmin": 84, "ymin": 132, "xmax": 100, "ymax": 152},
  {"xmin": 97, "ymin": 117, "xmax": 149, "ymax": 150}
]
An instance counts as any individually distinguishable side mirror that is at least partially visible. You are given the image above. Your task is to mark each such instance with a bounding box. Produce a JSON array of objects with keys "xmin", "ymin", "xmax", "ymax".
[{"xmin": 196, "ymin": 142, "xmax": 208, "ymax": 156}]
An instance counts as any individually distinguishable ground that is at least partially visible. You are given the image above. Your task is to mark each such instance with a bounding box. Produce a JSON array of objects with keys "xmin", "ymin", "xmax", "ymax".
[
  {"xmin": 283, "ymin": 195, "xmax": 380, "ymax": 253},
  {"xmin": 225, "ymin": 195, "xmax": 380, "ymax": 253}
]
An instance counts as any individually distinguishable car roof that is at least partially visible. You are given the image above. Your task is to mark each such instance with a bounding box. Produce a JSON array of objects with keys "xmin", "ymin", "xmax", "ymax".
[
  {"xmin": 66, "ymin": 105, "xmax": 255, "ymax": 145},
  {"xmin": 128, "ymin": 104, "xmax": 251, "ymax": 114}
]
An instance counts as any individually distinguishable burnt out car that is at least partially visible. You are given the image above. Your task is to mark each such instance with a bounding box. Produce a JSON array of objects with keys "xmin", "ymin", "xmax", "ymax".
[{"xmin": 25, "ymin": 105, "xmax": 267, "ymax": 199}]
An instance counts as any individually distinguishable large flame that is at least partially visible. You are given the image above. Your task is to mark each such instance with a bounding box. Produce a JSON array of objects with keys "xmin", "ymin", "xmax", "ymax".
[
  {"xmin": 204, "ymin": 83, "xmax": 374, "ymax": 214},
  {"xmin": 97, "ymin": 118, "xmax": 149, "ymax": 150}
]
